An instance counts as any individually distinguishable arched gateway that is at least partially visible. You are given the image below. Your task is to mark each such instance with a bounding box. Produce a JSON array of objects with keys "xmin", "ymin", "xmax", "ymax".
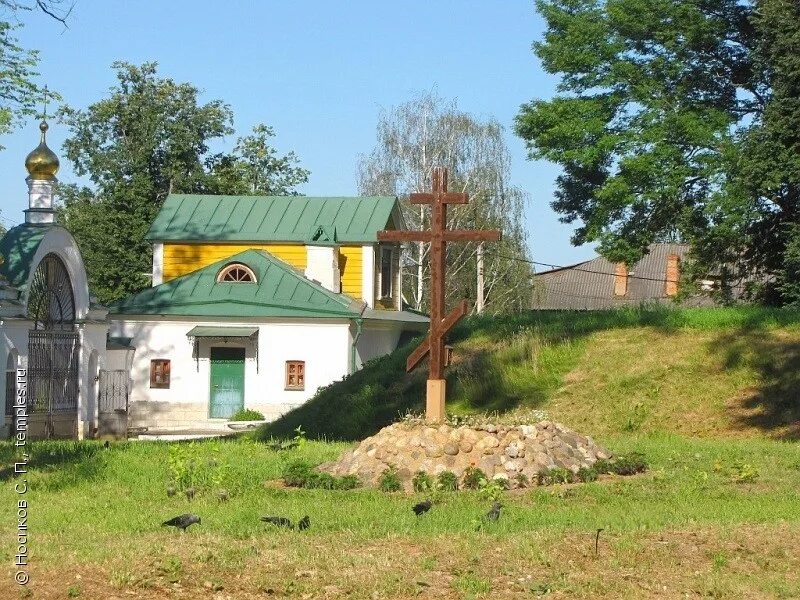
[{"xmin": 0, "ymin": 118, "xmax": 109, "ymax": 439}]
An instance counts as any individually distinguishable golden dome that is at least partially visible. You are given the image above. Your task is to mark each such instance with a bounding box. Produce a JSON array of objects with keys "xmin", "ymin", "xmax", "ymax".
[{"xmin": 25, "ymin": 120, "xmax": 59, "ymax": 180}]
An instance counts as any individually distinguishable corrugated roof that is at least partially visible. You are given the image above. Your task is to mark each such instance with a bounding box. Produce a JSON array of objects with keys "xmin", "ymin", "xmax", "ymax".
[
  {"xmin": 0, "ymin": 223, "xmax": 51, "ymax": 288},
  {"xmin": 146, "ymin": 194, "xmax": 398, "ymax": 243},
  {"xmin": 108, "ymin": 249, "xmax": 363, "ymax": 319},
  {"xmin": 531, "ymin": 244, "xmax": 720, "ymax": 310}
]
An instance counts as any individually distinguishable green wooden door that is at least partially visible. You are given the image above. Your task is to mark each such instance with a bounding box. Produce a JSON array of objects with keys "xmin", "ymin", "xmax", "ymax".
[{"xmin": 209, "ymin": 347, "xmax": 245, "ymax": 419}]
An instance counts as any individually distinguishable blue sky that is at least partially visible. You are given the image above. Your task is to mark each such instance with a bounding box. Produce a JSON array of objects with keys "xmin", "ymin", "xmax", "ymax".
[{"xmin": 0, "ymin": 0, "xmax": 596, "ymax": 267}]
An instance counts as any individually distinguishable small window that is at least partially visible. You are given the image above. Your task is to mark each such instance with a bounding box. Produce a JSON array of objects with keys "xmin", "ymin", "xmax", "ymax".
[
  {"xmin": 285, "ymin": 361, "xmax": 305, "ymax": 390},
  {"xmin": 150, "ymin": 359, "xmax": 171, "ymax": 389},
  {"xmin": 380, "ymin": 247, "xmax": 393, "ymax": 299},
  {"xmin": 217, "ymin": 263, "xmax": 256, "ymax": 283}
]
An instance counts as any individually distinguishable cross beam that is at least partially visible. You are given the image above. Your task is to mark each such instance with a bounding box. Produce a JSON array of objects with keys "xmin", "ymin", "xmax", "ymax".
[{"xmin": 377, "ymin": 167, "xmax": 501, "ymax": 422}]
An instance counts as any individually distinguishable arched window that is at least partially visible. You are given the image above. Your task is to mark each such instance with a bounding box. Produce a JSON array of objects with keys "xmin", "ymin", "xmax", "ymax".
[
  {"xmin": 216, "ymin": 263, "xmax": 257, "ymax": 283},
  {"xmin": 27, "ymin": 253, "xmax": 75, "ymax": 330}
]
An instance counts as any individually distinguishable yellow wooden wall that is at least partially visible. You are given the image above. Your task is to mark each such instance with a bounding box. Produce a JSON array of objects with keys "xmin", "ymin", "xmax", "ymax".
[
  {"xmin": 338, "ymin": 245, "xmax": 362, "ymax": 298},
  {"xmin": 162, "ymin": 243, "xmax": 364, "ymax": 299}
]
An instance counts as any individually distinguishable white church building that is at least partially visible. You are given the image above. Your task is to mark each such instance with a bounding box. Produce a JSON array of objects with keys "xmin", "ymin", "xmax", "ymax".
[{"xmin": 107, "ymin": 193, "xmax": 427, "ymax": 432}]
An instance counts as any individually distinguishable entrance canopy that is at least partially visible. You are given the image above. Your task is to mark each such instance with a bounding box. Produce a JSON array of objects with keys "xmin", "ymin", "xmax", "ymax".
[
  {"xmin": 186, "ymin": 326, "xmax": 259, "ymax": 373},
  {"xmin": 186, "ymin": 326, "xmax": 258, "ymax": 338}
]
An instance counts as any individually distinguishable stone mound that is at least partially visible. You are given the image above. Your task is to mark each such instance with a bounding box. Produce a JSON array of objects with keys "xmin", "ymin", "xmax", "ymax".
[{"xmin": 320, "ymin": 420, "xmax": 611, "ymax": 489}]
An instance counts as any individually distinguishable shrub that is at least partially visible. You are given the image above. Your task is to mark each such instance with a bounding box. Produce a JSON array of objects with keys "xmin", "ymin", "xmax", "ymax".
[
  {"xmin": 437, "ymin": 470, "xmax": 459, "ymax": 491},
  {"xmin": 514, "ymin": 473, "xmax": 530, "ymax": 488},
  {"xmin": 412, "ymin": 470, "xmax": 434, "ymax": 493},
  {"xmin": 478, "ymin": 477, "xmax": 506, "ymax": 502},
  {"xmin": 537, "ymin": 467, "xmax": 574, "ymax": 486},
  {"xmin": 592, "ymin": 459, "xmax": 614, "ymax": 475},
  {"xmin": 281, "ymin": 459, "xmax": 360, "ymax": 490},
  {"xmin": 610, "ymin": 452, "xmax": 648, "ymax": 476},
  {"xmin": 229, "ymin": 408, "xmax": 265, "ymax": 421},
  {"xmin": 336, "ymin": 474, "xmax": 361, "ymax": 490},
  {"xmin": 462, "ymin": 466, "xmax": 488, "ymax": 490},
  {"xmin": 576, "ymin": 467, "xmax": 597, "ymax": 483},
  {"xmin": 378, "ymin": 466, "xmax": 402, "ymax": 492}
]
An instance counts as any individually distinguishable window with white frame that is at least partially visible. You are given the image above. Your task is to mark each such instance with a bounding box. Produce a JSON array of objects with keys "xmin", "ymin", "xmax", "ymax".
[{"xmin": 379, "ymin": 246, "xmax": 393, "ymax": 299}]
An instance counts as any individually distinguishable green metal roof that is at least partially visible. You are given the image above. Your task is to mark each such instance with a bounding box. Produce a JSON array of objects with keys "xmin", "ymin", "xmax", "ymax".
[
  {"xmin": 145, "ymin": 194, "xmax": 398, "ymax": 243},
  {"xmin": 186, "ymin": 326, "xmax": 258, "ymax": 338},
  {"xmin": 0, "ymin": 223, "xmax": 51, "ymax": 288},
  {"xmin": 108, "ymin": 249, "xmax": 363, "ymax": 319}
]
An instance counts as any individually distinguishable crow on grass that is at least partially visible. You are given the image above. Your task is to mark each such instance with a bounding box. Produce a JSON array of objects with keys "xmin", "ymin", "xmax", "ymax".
[
  {"xmin": 484, "ymin": 501, "xmax": 502, "ymax": 522},
  {"xmin": 261, "ymin": 515, "xmax": 311, "ymax": 530},
  {"xmin": 162, "ymin": 514, "xmax": 201, "ymax": 531},
  {"xmin": 413, "ymin": 500, "xmax": 432, "ymax": 516}
]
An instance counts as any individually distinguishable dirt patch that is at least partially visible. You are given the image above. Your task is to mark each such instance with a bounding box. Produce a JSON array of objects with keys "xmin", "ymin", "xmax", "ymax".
[{"xmin": 6, "ymin": 524, "xmax": 798, "ymax": 599}]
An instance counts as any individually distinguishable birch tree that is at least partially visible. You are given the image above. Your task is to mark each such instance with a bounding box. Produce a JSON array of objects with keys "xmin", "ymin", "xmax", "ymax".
[{"xmin": 358, "ymin": 92, "xmax": 532, "ymax": 314}]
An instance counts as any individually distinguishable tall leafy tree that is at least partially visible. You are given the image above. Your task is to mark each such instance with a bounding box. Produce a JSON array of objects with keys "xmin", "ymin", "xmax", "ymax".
[
  {"xmin": 60, "ymin": 62, "xmax": 308, "ymax": 304},
  {"xmin": 516, "ymin": 0, "xmax": 800, "ymax": 303},
  {"xmin": 359, "ymin": 92, "xmax": 532, "ymax": 314}
]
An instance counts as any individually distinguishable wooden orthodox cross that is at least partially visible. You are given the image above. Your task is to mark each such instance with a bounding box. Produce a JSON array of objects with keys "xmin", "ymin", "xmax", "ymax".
[{"xmin": 377, "ymin": 167, "xmax": 501, "ymax": 422}]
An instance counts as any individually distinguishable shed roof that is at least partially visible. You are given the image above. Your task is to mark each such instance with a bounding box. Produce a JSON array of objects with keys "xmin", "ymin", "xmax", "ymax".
[
  {"xmin": 146, "ymin": 194, "xmax": 398, "ymax": 243},
  {"xmin": 108, "ymin": 249, "xmax": 363, "ymax": 319},
  {"xmin": 0, "ymin": 223, "xmax": 51, "ymax": 288}
]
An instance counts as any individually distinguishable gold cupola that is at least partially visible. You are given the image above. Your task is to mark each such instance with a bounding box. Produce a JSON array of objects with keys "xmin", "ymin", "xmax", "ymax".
[{"xmin": 25, "ymin": 120, "xmax": 60, "ymax": 180}]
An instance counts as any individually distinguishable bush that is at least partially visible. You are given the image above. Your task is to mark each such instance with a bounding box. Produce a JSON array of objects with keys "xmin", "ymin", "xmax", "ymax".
[
  {"xmin": 610, "ymin": 452, "xmax": 648, "ymax": 476},
  {"xmin": 462, "ymin": 466, "xmax": 488, "ymax": 490},
  {"xmin": 281, "ymin": 459, "xmax": 361, "ymax": 490},
  {"xmin": 378, "ymin": 466, "xmax": 402, "ymax": 492},
  {"xmin": 576, "ymin": 467, "xmax": 597, "ymax": 483},
  {"xmin": 537, "ymin": 467, "xmax": 574, "ymax": 486},
  {"xmin": 592, "ymin": 458, "xmax": 614, "ymax": 474},
  {"xmin": 514, "ymin": 473, "xmax": 529, "ymax": 488},
  {"xmin": 437, "ymin": 471, "xmax": 459, "ymax": 491},
  {"xmin": 229, "ymin": 408, "xmax": 265, "ymax": 421},
  {"xmin": 412, "ymin": 470, "xmax": 434, "ymax": 493}
]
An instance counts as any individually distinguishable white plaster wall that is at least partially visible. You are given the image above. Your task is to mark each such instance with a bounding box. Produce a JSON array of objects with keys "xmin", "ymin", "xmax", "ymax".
[
  {"xmin": 0, "ymin": 320, "xmax": 29, "ymax": 430},
  {"xmin": 110, "ymin": 318, "xmax": 351, "ymax": 423},
  {"xmin": 362, "ymin": 245, "xmax": 375, "ymax": 308},
  {"xmin": 355, "ymin": 323, "xmax": 403, "ymax": 369},
  {"xmin": 152, "ymin": 242, "xmax": 164, "ymax": 286}
]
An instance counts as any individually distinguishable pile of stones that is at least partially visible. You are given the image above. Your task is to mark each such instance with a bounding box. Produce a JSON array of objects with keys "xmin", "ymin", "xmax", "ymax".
[{"xmin": 320, "ymin": 420, "xmax": 611, "ymax": 490}]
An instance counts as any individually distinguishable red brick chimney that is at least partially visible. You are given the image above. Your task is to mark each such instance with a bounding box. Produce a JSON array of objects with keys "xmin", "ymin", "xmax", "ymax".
[
  {"xmin": 613, "ymin": 262, "xmax": 628, "ymax": 296},
  {"xmin": 665, "ymin": 255, "xmax": 679, "ymax": 297}
]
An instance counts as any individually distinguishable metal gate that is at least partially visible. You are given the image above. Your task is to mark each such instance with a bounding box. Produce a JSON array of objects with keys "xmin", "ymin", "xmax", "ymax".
[
  {"xmin": 27, "ymin": 330, "xmax": 80, "ymax": 415},
  {"xmin": 99, "ymin": 370, "xmax": 129, "ymax": 412}
]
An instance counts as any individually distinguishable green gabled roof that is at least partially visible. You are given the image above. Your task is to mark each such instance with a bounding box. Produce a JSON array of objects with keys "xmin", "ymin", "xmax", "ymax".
[
  {"xmin": 108, "ymin": 249, "xmax": 363, "ymax": 319},
  {"xmin": 0, "ymin": 223, "xmax": 51, "ymax": 289},
  {"xmin": 146, "ymin": 194, "xmax": 398, "ymax": 243}
]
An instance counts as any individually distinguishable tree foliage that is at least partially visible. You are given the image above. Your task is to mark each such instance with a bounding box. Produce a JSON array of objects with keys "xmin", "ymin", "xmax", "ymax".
[
  {"xmin": 59, "ymin": 62, "xmax": 308, "ymax": 304},
  {"xmin": 516, "ymin": 0, "xmax": 800, "ymax": 304},
  {"xmin": 359, "ymin": 92, "xmax": 532, "ymax": 314}
]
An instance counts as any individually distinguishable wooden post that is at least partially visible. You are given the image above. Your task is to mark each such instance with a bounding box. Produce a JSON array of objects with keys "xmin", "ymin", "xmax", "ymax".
[
  {"xmin": 377, "ymin": 167, "xmax": 501, "ymax": 422},
  {"xmin": 476, "ymin": 242, "xmax": 485, "ymax": 314}
]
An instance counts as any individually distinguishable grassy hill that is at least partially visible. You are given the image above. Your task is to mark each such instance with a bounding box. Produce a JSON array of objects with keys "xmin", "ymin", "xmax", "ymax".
[{"xmin": 257, "ymin": 306, "xmax": 800, "ymax": 441}]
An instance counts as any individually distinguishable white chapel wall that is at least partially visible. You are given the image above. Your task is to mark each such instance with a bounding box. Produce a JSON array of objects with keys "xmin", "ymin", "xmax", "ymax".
[{"xmin": 110, "ymin": 318, "xmax": 351, "ymax": 427}]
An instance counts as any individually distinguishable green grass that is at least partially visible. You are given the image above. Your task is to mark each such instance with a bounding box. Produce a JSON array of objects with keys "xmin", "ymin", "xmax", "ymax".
[
  {"xmin": 257, "ymin": 306, "xmax": 800, "ymax": 441},
  {"xmin": 4, "ymin": 306, "xmax": 800, "ymax": 597},
  {"xmin": 1, "ymin": 434, "xmax": 799, "ymax": 597}
]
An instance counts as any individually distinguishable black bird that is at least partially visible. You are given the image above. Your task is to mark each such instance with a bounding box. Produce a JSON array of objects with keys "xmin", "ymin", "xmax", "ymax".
[
  {"xmin": 103, "ymin": 440, "xmax": 110, "ymax": 449},
  {"xmin": 297, "ymin": 516, "xmax": 311, "ymax": 530},
  {"xmin": 413, "ymin": 500, "xmax": 433, "ymax": 516},
  {"xmin": 162, "ymin": 514, "xmax": 201, "ymax": 531},
  {"xmin": 484, "ymin": 501, "xmax": 502, "ymax": 522},
  {"xmin": 261, "ymin": 516, "xmax": 295, "ymax": 529}
]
